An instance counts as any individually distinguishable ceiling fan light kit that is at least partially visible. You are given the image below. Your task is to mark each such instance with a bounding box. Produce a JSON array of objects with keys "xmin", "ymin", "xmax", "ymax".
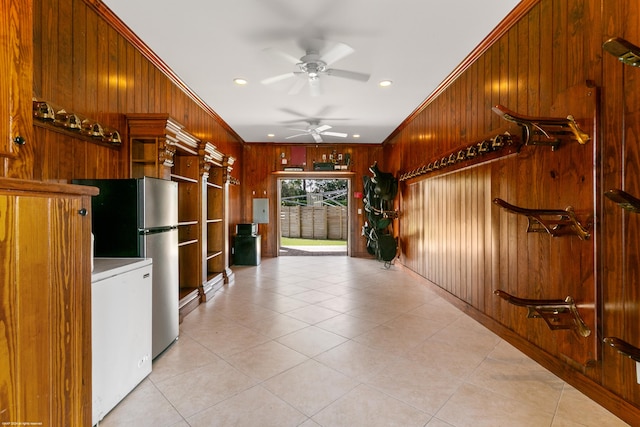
[
  {"xmin": 285, "ymin": 123, "xmax": 348, "ymax": 143},
  {"xmin": 261, "ymin": 40, "xmax": 371, "ymax": 97}
]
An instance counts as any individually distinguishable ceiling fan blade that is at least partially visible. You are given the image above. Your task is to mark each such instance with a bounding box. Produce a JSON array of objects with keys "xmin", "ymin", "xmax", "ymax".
[
  {"xmin": 263, "ymin": 47, "xmax": 301, "ymax": 65},
  {"xmin": 326, "ymin": 68, "xmax": 370, "ymax": 82},
  {"xmin": 288, "ymin": 76, "xmax": 308, "ymax": 95},
  {"xmin": 285, "ymin": 133, "xmax": 308, "ymax": 139},
  {"xmin": 314, "ymin": 124, "xmax": 332, "ymax": 133},
  {"xmin": 320, "ymin": 42, "xmax": 354, "ymax": 66},
  {"xmin": 312, "ymin": 133, "xmax": 323, "ymax": 143},
  {"xmin": 321, "ymin": 131, "xmax": 348, "ymax": 138},
  {"xmin": 261, "ymin": 72, "xmax": 296, "ymax": 85},
  {"xmin": 309, "ymin": 78, "xmax": 322, "ymax": 97}
]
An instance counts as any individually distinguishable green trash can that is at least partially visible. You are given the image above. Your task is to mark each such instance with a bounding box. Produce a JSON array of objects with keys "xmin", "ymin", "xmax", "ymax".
[{"xmin": 234, "ymin": 234, "xmax": 261, "ymax": 265}]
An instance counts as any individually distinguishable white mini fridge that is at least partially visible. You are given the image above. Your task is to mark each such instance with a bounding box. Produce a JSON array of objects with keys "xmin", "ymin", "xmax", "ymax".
[{"xmin": 91, "ymin": 258, "xmax": 153, "ymax": 425}]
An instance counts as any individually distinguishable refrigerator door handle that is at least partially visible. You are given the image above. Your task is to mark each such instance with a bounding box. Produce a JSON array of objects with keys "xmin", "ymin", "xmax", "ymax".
[{"xmin": 140, "ymin": 225, "xmax": 178, "ymax": 235}]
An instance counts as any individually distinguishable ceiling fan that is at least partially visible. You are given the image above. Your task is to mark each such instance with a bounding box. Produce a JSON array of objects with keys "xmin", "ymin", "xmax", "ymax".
[
  {"xmin": 278, "ymin": 106, "xmax": 349, "ymax": 124},
  {"xmin": 285, "ymin": 122, "xmax": 348, "ymax": 143},
  {"xmin": 261, "ymin": 40, "xmax": 370, "ymax": 96}
]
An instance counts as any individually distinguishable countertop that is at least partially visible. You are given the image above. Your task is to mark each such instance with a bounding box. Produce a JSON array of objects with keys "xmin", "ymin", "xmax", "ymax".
[{"xmin": 92, "ymin": 258, "xmax": 152, "ymax": 282}]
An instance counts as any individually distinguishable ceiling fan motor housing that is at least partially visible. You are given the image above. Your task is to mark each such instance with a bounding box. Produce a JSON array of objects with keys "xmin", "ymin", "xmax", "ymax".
[{"xmin": 299, "ymin": 52, "xmax": 326, "ymax": 78}]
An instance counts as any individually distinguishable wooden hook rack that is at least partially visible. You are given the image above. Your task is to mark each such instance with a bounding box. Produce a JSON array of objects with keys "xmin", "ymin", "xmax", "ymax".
[
  {"xmin": 492, "ymin": 104, "xmax": 590, "ymax": 149},
  {"xmin": 493, "ymin": 198, "xmax": 591, "ymax": 240},
  {"xmin": 604, "ymin": 337, "xmax": 640, "ymax": 362},
  {"xmin": 604, "ymin": 189, "xmax": 640, "ymax": 213},
  {"xmin": 398, "ymin": 132, "xmax": 519, "ymax": 181},
  {"xmin": 494, "ymin": 290, "xmax": 591, "ymax": 337}
]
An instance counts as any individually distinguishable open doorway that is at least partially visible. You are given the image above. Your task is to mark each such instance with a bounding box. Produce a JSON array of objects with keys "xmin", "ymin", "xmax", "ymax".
[{"xmin": 278, "ymin": 178, "xmax": 349, "ymax": 256}]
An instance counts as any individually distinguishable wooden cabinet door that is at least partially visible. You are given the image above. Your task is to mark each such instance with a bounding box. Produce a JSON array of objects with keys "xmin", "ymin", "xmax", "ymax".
[
  {"xmin": 0, "ymin": 0, "xmax": 34, "ymax": 178},
  {"xmin": 0, "ymin": 179, "xmax": 96, "ymax": 426}
]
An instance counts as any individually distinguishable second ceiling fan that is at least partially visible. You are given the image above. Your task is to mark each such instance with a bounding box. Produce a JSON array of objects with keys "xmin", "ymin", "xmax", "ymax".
[
  {"xmin": 286, "ymin": 122, "xmax": 347, "ymax": 143},
  {"xmin": 261, "ymin": 39, "xmax": 370, "ymax": 96}
]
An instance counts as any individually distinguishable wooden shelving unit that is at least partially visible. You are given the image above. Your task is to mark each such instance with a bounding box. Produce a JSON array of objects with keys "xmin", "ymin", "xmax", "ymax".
[
  {"xmin": 172, "ymin": 155, "xmax": 202, "ymax": 318},
  {"xmin": 126, "ymin": 114, "xmax": 234, "ymax": 321},
  {"xmin": 200, "ymin": 142, "xmax": 234, "ymax": 300}
]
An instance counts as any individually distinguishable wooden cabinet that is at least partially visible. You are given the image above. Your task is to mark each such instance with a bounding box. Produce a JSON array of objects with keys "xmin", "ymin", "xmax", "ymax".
[
  {"xmin": 0, "ymin": 0, "xmax": 34, "ymax": 178},
  {"xmin": 127, "ymin": 113, "xmax": 179, "ymax": 180},
  {"xmin": 126, "ymin": 114, "xmax": 233, "ymax": 319},
  {"xmin": 0, "ymin": 178, "xmax": 98, "ymax": 426}
]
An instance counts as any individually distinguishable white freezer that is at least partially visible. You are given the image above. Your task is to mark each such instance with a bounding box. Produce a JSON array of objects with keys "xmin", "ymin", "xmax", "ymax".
[{"xmin": 91, "ymin": 257, "xmax": 153, "ymax": 426}]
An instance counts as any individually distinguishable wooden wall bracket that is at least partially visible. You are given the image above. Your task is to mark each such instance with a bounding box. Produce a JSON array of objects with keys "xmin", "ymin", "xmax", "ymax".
[
  {"xmin": 604, "ymin": 189, "xmax": 640, "ymax": 213},
  {"xmin": 492, "ymin": 104, "xmax": 590, "ymax": 150},
  {"xmin": 493, "ymin": 198, "xmax": 591, "ymax": 240},
  {"xmin": 495, "ymin": 290, "xmax": 591, "ymax": 337},
  {"xmin": 604, "ymin": 337, "xmax": 640, "ymax": 362}
]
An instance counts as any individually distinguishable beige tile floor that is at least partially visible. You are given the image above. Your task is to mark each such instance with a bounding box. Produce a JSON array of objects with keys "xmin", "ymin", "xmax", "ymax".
[{"xmin": 98, "ymin": 256, "xmax": 629, "ymax": 427}]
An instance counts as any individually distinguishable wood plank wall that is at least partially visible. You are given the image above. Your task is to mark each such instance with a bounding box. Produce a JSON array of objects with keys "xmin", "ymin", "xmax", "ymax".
[
  {"xmin": 383, "ymin": 0, "xmax": 640, "ymax": 422},
  {"xmin": 241, "ymin": 143, "xmax": 383, "ymax": 257},
  {"xmin": 30, "ymin": 0, "xmax": 243, "ymax": 189},
  {"xmin": 26, "ymin": 0, "xmax": 640, "ymax": 420}
]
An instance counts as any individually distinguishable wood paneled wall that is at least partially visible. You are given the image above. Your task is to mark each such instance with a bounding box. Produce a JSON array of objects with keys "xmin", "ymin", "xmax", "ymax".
[
  {"xmin": 25, "ymin": 0, "xmax": 640, "ymax": 420},
  {"xmin": 30, "ymin": 0, "xmax": 243, "ymax": 186},
  {"xmin": 241, "ymin": 143, "xmax": 383, "ymax": 257},
  {"xmin": 383, "ymin": 0, "xmax": 640, "ymax": 423}
]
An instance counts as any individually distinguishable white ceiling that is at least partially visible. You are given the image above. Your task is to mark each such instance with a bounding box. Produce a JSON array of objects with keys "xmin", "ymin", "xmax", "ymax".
[{"xmin": 102, "ymin": 0, "xmax": 521, "ymax": 144}]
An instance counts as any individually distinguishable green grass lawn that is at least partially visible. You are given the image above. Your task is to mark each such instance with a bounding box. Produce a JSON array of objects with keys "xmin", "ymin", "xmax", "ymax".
[{"xmin": 281, "ymin": 237, "xmax": 347, "ymax": 246}]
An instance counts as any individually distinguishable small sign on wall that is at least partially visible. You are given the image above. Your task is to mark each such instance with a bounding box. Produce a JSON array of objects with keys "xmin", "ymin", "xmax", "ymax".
[{"xmin": 253, "ymin": 198, "xmax": 269, "ymax": 224}]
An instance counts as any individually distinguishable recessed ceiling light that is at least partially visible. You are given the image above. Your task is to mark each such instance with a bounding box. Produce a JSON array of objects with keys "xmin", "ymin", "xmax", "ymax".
[
  {"xmin": 233, "ymin": 78, "xmax": 248, "ymax": 85},
  {"xmin": 353, "ymin": 134, "xmax": 361, "ymax": 138},
  {"xmin": 379, "ymin": 80, "xmax": 393, "ymax": 87},
  {"xmin": 267, "ymin": 133, "xmax": 275, "ymax": 138}
]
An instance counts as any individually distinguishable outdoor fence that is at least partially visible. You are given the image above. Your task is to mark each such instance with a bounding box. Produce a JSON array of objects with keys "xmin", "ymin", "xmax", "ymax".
[{"xmin": 280, "ymin": 206, "xmax": 348, "ymax": 240}]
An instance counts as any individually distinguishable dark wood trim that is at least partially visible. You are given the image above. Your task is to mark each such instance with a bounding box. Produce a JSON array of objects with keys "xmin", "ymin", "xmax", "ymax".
[
  {"xmin": 83, "ymin": 0, "xmax": 245, "ymax": 144},
  {"xmin": 383, "ymin": 0, "xmax": 540, "ymax": 146}
]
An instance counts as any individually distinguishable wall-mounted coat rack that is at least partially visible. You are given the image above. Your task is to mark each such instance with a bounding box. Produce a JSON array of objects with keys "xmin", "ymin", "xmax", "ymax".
[
  {"xmin": 493, "ymin": 198, "xmax": 591, "ymax": 240},
  {"xmin": 33, "ymin": 98, "xmax": 122, "ymax": 147},
  {"xmin": 494, "ymin": 290, "xmax": 591, "ymax": 337},
  {"xmin": 399, "ymin": 132, "xmax": 519, "ymax": 181},
  {"xmin": 492, "ymin": 104, "xmax": 590, "ymax": 150},
  {"xmin": 603, "ymin": 37, "xmax": 640, "ymax": 68},
  {"xmin": 604, "ymin": 189, "xmax": 640, "ymax": 213}
]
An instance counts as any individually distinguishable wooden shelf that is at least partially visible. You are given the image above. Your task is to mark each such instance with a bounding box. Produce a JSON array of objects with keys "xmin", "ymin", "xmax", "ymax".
[
  {"xmin": 33, "ymin": 117, "xmax": 122, "ymax": 150},
  {"xmin": 170, "ymin": 173, "xmax": 198, "ymax": 184},
  {"xmin": 178, "ymin": 239, "xmax": 198, "ymax": 247}
]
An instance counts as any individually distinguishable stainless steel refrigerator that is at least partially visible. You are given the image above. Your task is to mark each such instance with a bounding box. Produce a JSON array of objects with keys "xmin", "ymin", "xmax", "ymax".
[{"xmin": 74, "ymin": 177, "xmax": 179, "ymax": 359}]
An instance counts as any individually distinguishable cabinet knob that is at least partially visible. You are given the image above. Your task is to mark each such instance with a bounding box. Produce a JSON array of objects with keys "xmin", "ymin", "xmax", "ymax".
[
  {"xmin": 13, "ymin": 135, "xmax": 26, "ymax": 145},
  {"xmin": 78, "ymin": 208, "xmax": 88, "ymax": 216}
]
